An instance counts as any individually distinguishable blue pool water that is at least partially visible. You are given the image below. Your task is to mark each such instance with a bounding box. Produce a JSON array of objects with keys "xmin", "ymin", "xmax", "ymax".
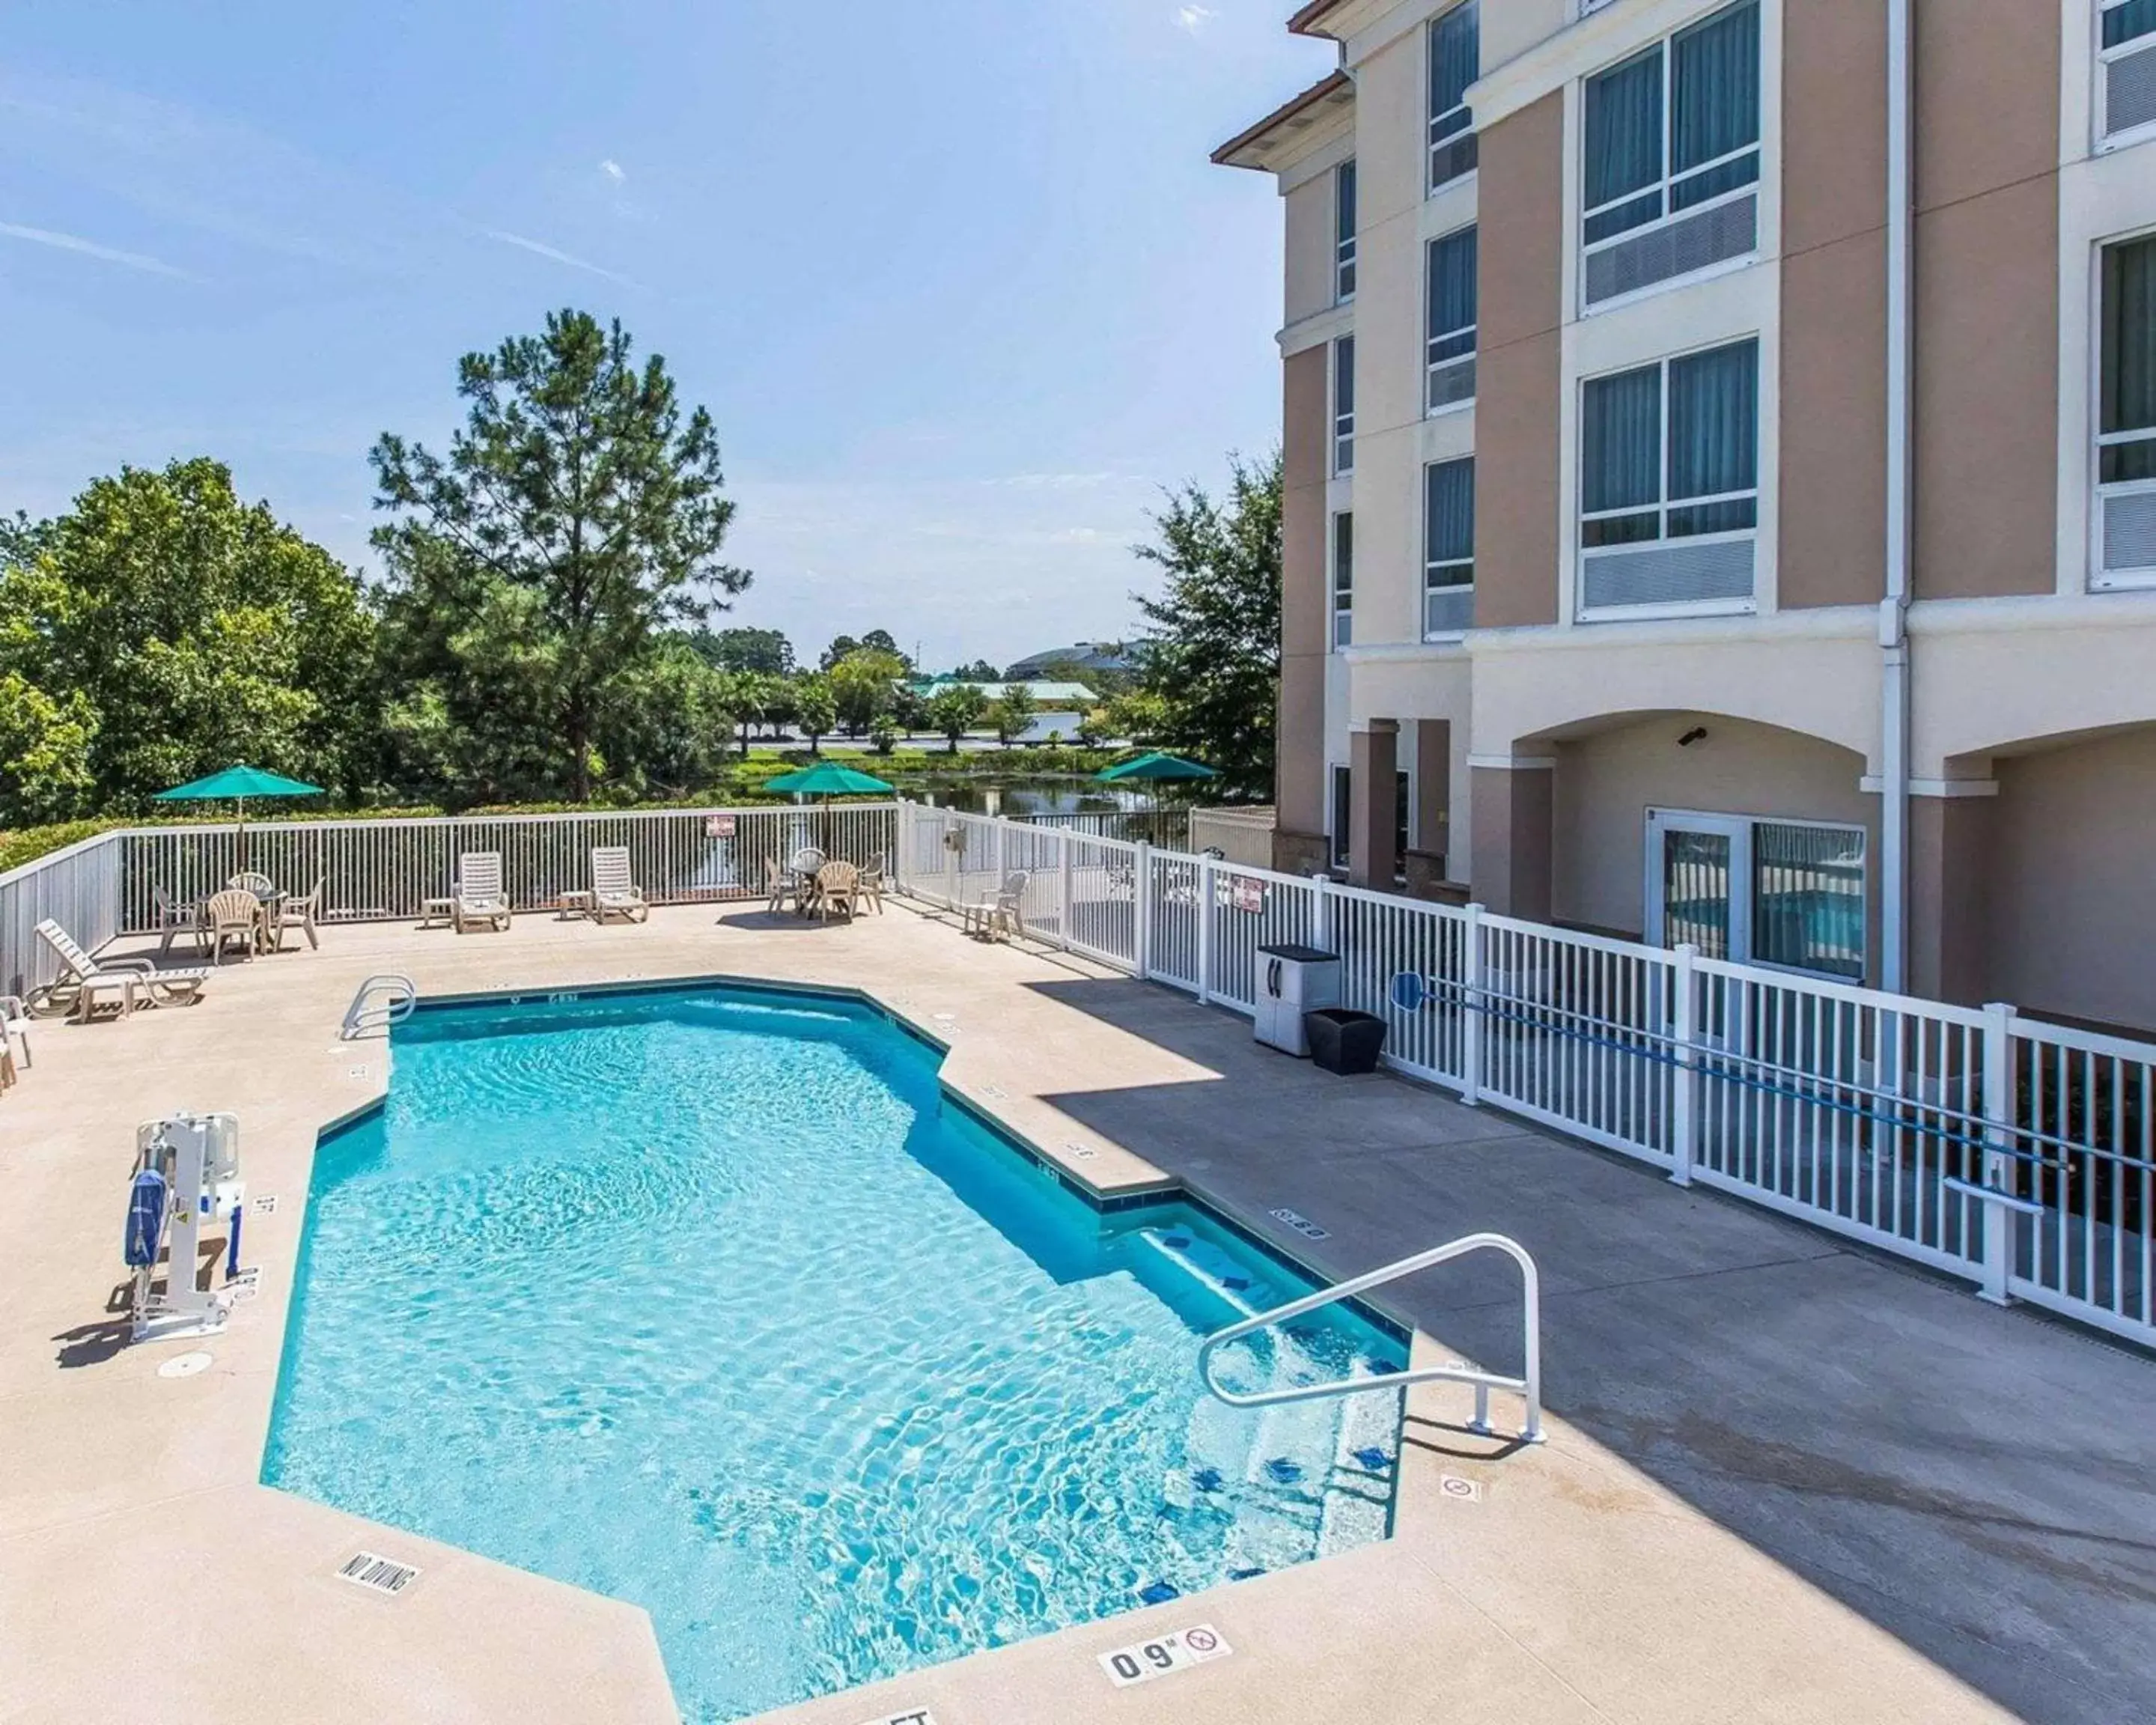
[{"xmin": 263, "ymin": 985, "xmax": 1404, "ymax": 1722}]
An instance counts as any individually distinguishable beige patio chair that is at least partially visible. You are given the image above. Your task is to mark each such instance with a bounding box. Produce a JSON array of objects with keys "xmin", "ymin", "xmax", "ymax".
[
  {"xmin": 30, "ymin": 919, "xmax": 210, "ymax": 1021},
  {"xmin": 152, "ymin": 886, "xmax": 208, "ymax": 958},
  {"xmin": 855, "ymin": 854, "xmax": 886, "ymax": 915},
  {"xmin": 788, "ymin": 847, "xmax": 827, "ymax": 917},
  {"xmin": 204, "ymin": 889, "xmax": 260, "ymax": 964},
  {"xmin": 0, "ymin": 993, "xmax": 29, "ymax": 1085},
  {"xmin": 764, "ymin": 856, "xmax": 795, "ymax": 916},
  {"xmin": 963, "ymin": 871, "xmax": 1029, "ymax": 942},
  {"xmin": 588, "ymin": 847, "xmax": 650, "ymax": 924},
  {"xmin": 813, "ymin": 860, "xmax": 860, "ymax": 922},
  {"xmin": 229, "ymin": 870, "xmax": 277, "ymax": 898},
  {"xmin": 453, "ymin": 852, "xmax": 511, "ymax": 933},
  {"xmin": 271, "ymin": 876, "xmax": 326, "ymax": 951}
]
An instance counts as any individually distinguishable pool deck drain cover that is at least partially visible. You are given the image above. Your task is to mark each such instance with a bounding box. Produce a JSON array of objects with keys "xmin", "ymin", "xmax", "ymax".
[{"xmin": 157, "ymin": 1351, "xmax": 213, "ymax": 1379}]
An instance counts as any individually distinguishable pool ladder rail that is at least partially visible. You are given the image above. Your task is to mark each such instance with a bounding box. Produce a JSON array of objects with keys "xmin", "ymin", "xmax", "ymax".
[
  {"xmin": 341, "ymin": 974, "xmax": 417, "ymax": 1041},
  {"xmin": 1197, "ymin": 1232, "xmax": 1544, "ymax": 1446}
]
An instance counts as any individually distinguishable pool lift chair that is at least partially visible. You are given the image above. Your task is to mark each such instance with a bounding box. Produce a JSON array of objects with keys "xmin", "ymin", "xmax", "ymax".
[{"xmin": 123, "ymin": 1112, "xmax": 259, "ymax": 1344}]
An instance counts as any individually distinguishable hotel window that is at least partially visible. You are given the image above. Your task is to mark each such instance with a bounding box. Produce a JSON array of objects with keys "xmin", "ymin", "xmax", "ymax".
[
  {"xmin": 1425, "ymin": 225, "xmax": 1478, "ymax": 413},
  {"xmin": 1336, "ymin": 160, "xmax": 1358, "ymax": 302},
  {"xmin": 2101, "ymin": 0, "xmax": 2156, "ymax": 146},
  {"xmin": 1424, "ymin": 458, "xmax": 1475, "ymax": 638},
  {"xmin": 2098, "ymin": 233, "xmax": 2156, "ymax": 584},
  {"xmin": 1333, "ymin": 335, "xmax": 1356, "ymax": 475},
  {"xmin": 1650, "ymin": 811, "xmax": 1866, "ymax": 982},
  {"xmin": 1331, "ymin": 511, "xmax": 1354, "ymax": 648},
  {"xmin": 1579, "ymin": 337, "xmax": 1758, "ymax": 613},
  {"xmin": 1580, "ymin": 0, "xmax": 1760, "ymax": 309},
  {"xmin": 1428, "ymin": 1, "xmax": 1480, "ymax": 192}
]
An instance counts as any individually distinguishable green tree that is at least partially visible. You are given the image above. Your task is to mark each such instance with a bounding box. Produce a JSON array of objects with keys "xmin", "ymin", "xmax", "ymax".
[
  {"xmin": 370, "ymin": 309, "xmax": 748, "ymax": 803},
  {"xmin": 818, "ymin": 634, "xmax": 861, "ymax": 671},
  {"xmin": 597, "ymin": 642, "xmax": 739, "ymax": 798},
  {"xmin": 793, "ymin": 675, "xmax": 837, "ymax": 753},
  {"xmin": 889, "ymin": 681, "xmax": 930, "ymax": 737},
  {"xmin": 0, "ymin": 457, "xmax": 375, "ymax": 811},
  {"xmin": 1132, "ymin": 451, "xmax": 1281, "ymax": 797},
  {"xmin": 698, "ymin": 626, "xmax": 793, "ymax": 676},
  {"xmin": 925, "ymin": 682, "xmax": 988, "ymax": 753},
  {"xmin": 986, "ymin": 684, "xmax": 1038, "ymax": 747},
  {"xmin": 949, "ymin": 657, "xmax": 1000, "ymax": 682},
  {"xmin": 0, "ymin": 672, "xmax": 97, "ymax": 825},
  {"xmin": 829, "ymin": 648, "xmax": 906, "ymax": 735}
]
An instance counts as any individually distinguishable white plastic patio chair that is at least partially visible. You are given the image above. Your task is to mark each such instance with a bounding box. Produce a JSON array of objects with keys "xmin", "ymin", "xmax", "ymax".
[
  {"xmin": 963, "ymin": 871, "xmax": 1029, "ymax": 942},
  {"xmin": 0, "ymin": 993, "xmax": 31, "ymax": 1075},
  {"xmin": 31, "ymin": 919, "xmax": 210, "ymax": 1021},
  {"xmin": 588, "ymin": 847, "xmax": 650, "ymax": 924},
  {"xmin": 453, "ymin": 852, "xmax": 511, "ymax": 933},
  {"xmin": 151, "ymin": 886, "xmax": 207, "ymax": 958},
  {"xmin": 203, "ymin": 889, "xmax": 260, "ymax": 964},
  {"xmin": 270, "ymin": 876, "xmax": 326, "ymax": 951}
]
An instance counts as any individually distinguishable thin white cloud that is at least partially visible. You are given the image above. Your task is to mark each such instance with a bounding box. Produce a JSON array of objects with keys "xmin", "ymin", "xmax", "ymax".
[
  {"xmin": 481, "ymin": 227, "xmax": 631, "ymax": 285},
  {"xmin": 1175, "ymin": 5, "xmax": 1219, "ymax": 34},
  {"xmin": 0, "ymin": 219, "xmax": 190, "ymax": 278},
  {"xmin": 599, "ymin": 159, "xmax": 625, "ymax": 183}
]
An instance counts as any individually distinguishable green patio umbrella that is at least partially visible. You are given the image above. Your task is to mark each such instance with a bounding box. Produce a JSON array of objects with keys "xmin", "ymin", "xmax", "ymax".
[
  {"xmin": 1094, "ymin": 751, "xmax": 1220, "ymax": 785},
  {"xmin": 762, "ymin": 761, "xmax": 896, "ymax": 797},
  {"xmin": 153, "ymin": 764, "xmax": 323, "ymax": 866}
]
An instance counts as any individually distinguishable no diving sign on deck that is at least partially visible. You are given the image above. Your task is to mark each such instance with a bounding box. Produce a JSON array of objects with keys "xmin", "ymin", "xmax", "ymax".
[{"xmin": 1098, "ymin": 1623, "xmax": 1234, "ymax": 1688}]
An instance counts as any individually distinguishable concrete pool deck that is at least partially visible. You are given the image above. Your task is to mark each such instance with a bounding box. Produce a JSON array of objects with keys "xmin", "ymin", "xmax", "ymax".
[{"xmin": 0, "ymin": 901, "xmax": 2147, "ymax": 1724}]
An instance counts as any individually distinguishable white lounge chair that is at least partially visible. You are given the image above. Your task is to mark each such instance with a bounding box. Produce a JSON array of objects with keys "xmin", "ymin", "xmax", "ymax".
[
  {"xmin": 588, "ymin": 847, "xmax": 650, "ymax": 924},
  {"xmin": 453, "ymin": 852, "xmax": 511, "ymax": 933},
  {"xmin": 31, "ymin": 919, "xmax": 210, "ymax": 1022}
]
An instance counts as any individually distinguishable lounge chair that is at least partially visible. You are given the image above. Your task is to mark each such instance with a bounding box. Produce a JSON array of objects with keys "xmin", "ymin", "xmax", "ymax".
[
  {"xmin": 152, "ymin": 886, "xmax": 208, "ymax": 959},
  {"xmin": 588, "ymin": 847, "xmax": 650, "ymax": 924},
  {"xmin": 270, "ymin": 876, "xmax": 326, "ymax": 951},
  {"xmin": 963, "ymin": 871, "xmax": 1029, "ymax": 942},
  {"xmin": 204, "ymin": 889, "xmax": 260, "ymax": 964},
  {"xmin": 453, "ymin": 852, "xmax": 511, "ymax": 933},
  {"xmin": 31, "ymin": 919, "xmax": 210, "ymax": 1022}
]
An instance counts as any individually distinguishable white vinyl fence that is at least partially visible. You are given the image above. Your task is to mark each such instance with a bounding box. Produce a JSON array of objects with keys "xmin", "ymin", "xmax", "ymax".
[{"xmin": 895, "ymin": 803, "xmax": 2155, "ymax": 1348}]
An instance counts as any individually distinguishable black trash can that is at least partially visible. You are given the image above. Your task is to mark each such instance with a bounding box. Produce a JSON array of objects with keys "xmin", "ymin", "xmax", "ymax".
[{"xmin": 1303, "ymin": 1008, "xmax": 1386, "ymax": 1075}]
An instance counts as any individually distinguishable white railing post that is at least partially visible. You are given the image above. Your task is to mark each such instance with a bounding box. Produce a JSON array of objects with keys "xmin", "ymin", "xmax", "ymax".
[
  {"xmin": 1669, "ymin": 942, "xmax": 1698, "ymax": 1187},
  {"xmin": 1461, "ymin": 902, "xmax": 1485, "ymax": 1107},
  {"xmin": 1196, "ymin": 854, "xmax": 1216, "ymax": 1005},
  {"xmin": 1056, "ymin": 830, "xmax": 1073, "ymax": 952},
  {"xmin": 1133, "ymin": 841, "xmax": 1153, "ymax": 977},
  {"xmin": 1979, "ymin": 1000, "xmax": 2018, "ymax": 1306},
  {"xmin": 944, "ymin": 818, "xmax": 960, "ymax": 910},
  {"xmin": 1311, "ymin": 872, "xmax": 1332, "ymax": 952}
]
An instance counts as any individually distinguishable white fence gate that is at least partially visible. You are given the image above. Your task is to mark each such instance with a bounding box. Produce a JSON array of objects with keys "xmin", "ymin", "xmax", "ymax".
[{"xmin": 895, "ymin": 803, "xmax": 2155, "ymax": 1349}]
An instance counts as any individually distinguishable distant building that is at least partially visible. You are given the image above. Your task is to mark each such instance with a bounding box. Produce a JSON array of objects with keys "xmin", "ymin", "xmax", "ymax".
[
  {"xmin": 913, "ymin": 678, "xmax": 1099, "ymax": 744},
  {"xmin": 1005, "ymin": 642, "xmax": 1134, "ymax": 681}
]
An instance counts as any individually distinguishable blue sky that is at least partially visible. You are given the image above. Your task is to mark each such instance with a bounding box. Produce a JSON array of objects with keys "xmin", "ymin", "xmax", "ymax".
[{"xmin": 0, "ymin": 1, "xmax": 1327, "ymax": 671}]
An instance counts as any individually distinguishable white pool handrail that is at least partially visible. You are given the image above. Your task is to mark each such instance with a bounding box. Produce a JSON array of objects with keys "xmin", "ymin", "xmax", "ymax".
[
  {"xmin": 341, "ymin": 973, "xmax": 417, "ymax": 1041},
  {"xmin": 1196, "ymin": 1231, "xmax": 1544, "ymax": 1444}
]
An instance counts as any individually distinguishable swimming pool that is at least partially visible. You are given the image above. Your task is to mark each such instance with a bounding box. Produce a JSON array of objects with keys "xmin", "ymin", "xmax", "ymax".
[{"xmin": 263, "ymin": 984, "xmax": 1405, "ymax": 1722}]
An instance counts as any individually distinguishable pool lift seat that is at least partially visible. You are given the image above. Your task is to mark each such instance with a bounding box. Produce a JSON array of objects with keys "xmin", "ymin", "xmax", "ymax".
[{"xmin": 125, "ymin": 1113, "xmax": 258, "ymax": 1345}]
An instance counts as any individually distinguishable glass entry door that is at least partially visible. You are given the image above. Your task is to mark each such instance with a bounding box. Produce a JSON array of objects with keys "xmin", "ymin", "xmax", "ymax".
[{"xmin": 1652, "ymin": 813, "xmax": 1742, "ymax": 960}]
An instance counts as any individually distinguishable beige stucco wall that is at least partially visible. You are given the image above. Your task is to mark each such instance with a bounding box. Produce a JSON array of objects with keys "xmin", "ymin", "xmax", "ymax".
[
  {"xmin": 1777, "ymin": 0, "xmax": 1886, "ymax": 611},
  {"xmin": 1990, "ymin": 728, "xmax": 2156, "ymax": 1033},
  {"xmin": 1281, "ymin": 345, "xmax": 1333, "ymax": 836},
  {"xmin": 1285, "ymin": 171, "xmax": 1342, "ymax": 328},
  {"xmin": 1476, "ymin": 91, "xmax": 1564, "ymax": 629},
  {"xmin": 1550, "ymin": 713, "xmax": 1876, "ymax": 950}
]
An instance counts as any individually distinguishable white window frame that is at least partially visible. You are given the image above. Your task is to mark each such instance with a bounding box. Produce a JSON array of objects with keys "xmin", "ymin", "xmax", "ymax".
[
  {"xmin": 1336, "ymin": 160, "xmax": 1358, "ymax": 304},
  {"xmin": 1331, "ymin": 511, "xmax": 1354, "ymax": 649},
  {"xmin": 2094, "ymin": 227, "xmax": 2156, "ymax": 588},
  {"xmin": 1423, "ymin": 457, "xmax": 1475, "ymax": 639},
  {"xmin": 1332, "ymin": 335, "xmax": 1356, "ymax": 475},
  {"xmin": 2098, "ymin": 0, "xmax": 2156, "ymax": 151},
  {"xmin": 1427, "ymin": 1, "xmax": 1479, "ymax": 194},
  {"xmin": 1579, "ymin": 4, "xmax": 1762, "ymax": 308},
  {"xmin": 1644, "ymin": 808, "xmax": 1868, "ymax": 983},
  {"xmin": 1425, "ymin": 225, "xmax": 1477, "ymax": 416},
  {"xmin": 1577, "ymin": 338, "xmax": 1760, "ymax": 611}
]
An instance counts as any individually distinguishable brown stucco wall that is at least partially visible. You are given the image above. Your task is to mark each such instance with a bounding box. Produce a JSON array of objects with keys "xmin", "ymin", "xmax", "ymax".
[
  {"xmin": 1470, "ymin": 766, "xmax": 1554, "ymax": 921},
  {"xmin": 1990, "ymin": 731, "xmax": 2156, "ymax": 1034},
  {"xmin": 1778, "ymin": 0, "xmax": 1887, "ymax": 609},
  {"xmin": 1279, "ymin": 344, "xmax": 1330, "ymax": 836},
  {"xmin": 1907, "ymin": 792, "xmax": 1994, "ymax": 1007},
  {"xmin": 1910, "ymin": 0, "xmax": 2060, "ymax": 601},
  {"xmin": 1475, "ymin": 91, "xmax": 1564, "ymax": 630}
]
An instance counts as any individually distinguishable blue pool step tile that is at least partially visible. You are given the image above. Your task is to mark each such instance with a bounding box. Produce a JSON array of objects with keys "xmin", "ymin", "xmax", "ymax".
[
  {"xmin": 1191, "ymin": 1466, "xmax": 1224, "ymax": 1493},
  {"xmin": 1228, "ymin": 1565, "xmax": 1266, "ymax": 1581},
  {"xmin": 1264, "ymin": 1458, "xmax": 1305, "ymax": 1485},
  {"xmin": 1138, "ymin": 1581, "xmax": 1181, "ymax": 1606},
  {"xmin": 1352, "ymin": 1446, "xmax": 1392, "ymax": 1472}
]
